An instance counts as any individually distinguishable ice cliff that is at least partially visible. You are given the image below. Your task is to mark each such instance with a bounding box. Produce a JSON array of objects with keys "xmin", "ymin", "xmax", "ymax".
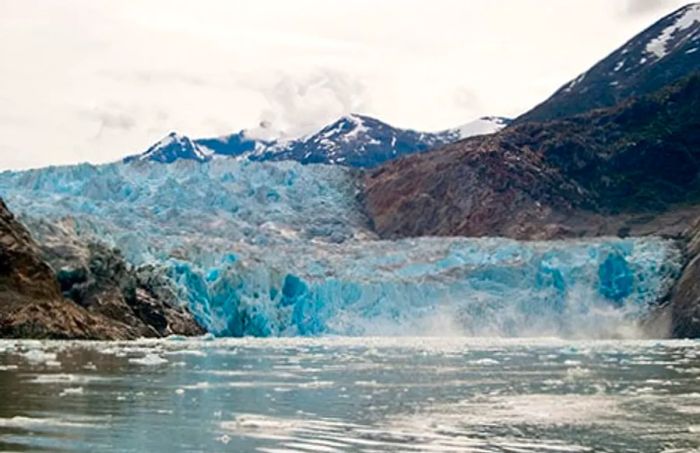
[{"xmin": 0, "ymin": 160, "xmax": 683, "ymax": 338}]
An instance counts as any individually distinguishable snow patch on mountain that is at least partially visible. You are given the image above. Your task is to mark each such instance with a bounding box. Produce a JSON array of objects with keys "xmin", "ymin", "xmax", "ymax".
[
  {"xmin": 563, "ymin": 73, "xmax": 587, "ymax": 93},
  {"xmin": 451, "ymin": 116, "xmax": 510, "ymax": 139},
  {"xmin": 645, "ymin": 3, "xmax": 700, "ymax": 59},
  {"xmin": 516, "ymin": 3, "xmax": 700, "ymax": 123}
]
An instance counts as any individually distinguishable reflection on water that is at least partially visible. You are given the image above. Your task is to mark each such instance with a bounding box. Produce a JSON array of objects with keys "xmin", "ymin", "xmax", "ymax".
[{"xmin": 0, "ymin": 337, "xmax": 698, "ymax": 452}]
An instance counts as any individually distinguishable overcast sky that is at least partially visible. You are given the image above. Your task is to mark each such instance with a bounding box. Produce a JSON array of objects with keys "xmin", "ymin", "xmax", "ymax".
[{"xmin": 0, "ymin": 0, "xmax": 690, "ymax": 170}]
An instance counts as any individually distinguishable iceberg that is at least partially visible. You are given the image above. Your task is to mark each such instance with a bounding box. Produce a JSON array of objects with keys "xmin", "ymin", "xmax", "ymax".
[{"xmin": 0, "ymin": 160, "xmax": 683, "ymax": 338}]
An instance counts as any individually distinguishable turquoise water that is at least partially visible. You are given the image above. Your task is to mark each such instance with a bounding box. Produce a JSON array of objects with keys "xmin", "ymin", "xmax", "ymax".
[{"xmin": 0, "ymin": 337, "xmax": 699, "ymax": 452}]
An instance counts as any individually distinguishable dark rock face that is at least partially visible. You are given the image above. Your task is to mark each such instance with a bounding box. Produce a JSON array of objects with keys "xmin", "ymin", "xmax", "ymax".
[
  {"xmin": 363, "ymin": 74, "xmax": 700, "ymax": 240},
  {"xmin": 660, "ymin": 219, "xmax": 700, "ymax": 337},
  {"xmin": 516, "ymin": 3, "xmax": 700, "ymax": 123},
  {"xmin": 0, "ymin": 199, "xmax": 122, "ymax": 339},
  {"xmin": 30, "ymin": 220, "xmax": 204, "ymax": 338},
  {"xmin": 57, "ymin": 244, "xmax": 203, "ymax": 338},
  {"xmin": 0, "ymin": 201, "xmax": 204, "ymax": 339}
]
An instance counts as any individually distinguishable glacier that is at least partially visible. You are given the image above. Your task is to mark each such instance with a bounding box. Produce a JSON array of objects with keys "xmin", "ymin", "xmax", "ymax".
[{"xmin": 0, "ymin": 159, "xmax": 683, "ymax": 338}]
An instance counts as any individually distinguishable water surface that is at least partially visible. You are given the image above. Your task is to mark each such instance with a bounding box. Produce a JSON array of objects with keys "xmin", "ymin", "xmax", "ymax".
[{"xmin": 0, "ymin": 337, "xmax": 698, "ymax": 452}]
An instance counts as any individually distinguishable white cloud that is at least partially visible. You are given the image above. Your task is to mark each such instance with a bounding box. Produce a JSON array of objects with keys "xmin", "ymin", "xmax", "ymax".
[
  {"xmin": 624, "ymin": 0, "xmax": 675, "ymax": 16},
  {"xmin": 0, "ymin": 0, "xmax": 691, "ymax": 169},
  {"xmin": 252, "ymin": 70, "xmax": 368, "ymax": 139}
]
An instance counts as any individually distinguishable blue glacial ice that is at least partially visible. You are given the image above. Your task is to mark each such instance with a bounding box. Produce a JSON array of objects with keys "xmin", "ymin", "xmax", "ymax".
[{"xmin": 0, "ymin": 159, "xmax": 684, "ymax": 338}]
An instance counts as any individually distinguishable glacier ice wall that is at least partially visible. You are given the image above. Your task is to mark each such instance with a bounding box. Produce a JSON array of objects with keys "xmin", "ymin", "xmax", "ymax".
[
  {"xmin": 161, "ymin": 237, "xmax": 682, "ymax": 338},
  {"xmin": 0, "ymin": 160, "xmax": 683, "ymax": 338},
  {"xmin": 0, "ymin": 160, "xmax": 372, "ymax": 261}
]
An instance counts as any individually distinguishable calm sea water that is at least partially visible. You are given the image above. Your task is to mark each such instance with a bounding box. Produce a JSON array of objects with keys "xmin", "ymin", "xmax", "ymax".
[{"xmin": 0, "ymin": 337, "xmax": 698, "ymax": 452}]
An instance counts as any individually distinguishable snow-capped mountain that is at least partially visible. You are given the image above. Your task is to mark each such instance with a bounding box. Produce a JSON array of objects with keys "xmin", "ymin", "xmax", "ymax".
[
  {"xmin": 517, "ymin": 2, "xmax": 700, "ymax": 123},
  {"xmin": 123, "ymin": 114, "xmax": 509, "ymax": 168},
  {"xmin": 250, "ymin": 114, "xmax": 508, "ymax": 167},
  {"xmin": 123, "ymin": 132, "xmax": 212, "ymax": 164}
]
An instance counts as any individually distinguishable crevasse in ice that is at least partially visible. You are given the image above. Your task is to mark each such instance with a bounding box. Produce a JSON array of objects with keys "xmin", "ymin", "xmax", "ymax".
[{"xmin": 0, "ymin": 159, "xmax": 683, "ymax": 337}]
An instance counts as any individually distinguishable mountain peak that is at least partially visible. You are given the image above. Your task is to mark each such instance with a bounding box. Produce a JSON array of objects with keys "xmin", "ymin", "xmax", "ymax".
[
  {"xmin": 124, "ymin": 131, "xmax": 212, "ymax": 164},
  {"xmin": 516, "ymin": 3, "xmax": 700, "ymax": 123},
  {"xmin": 340, "ymin": 113, "xmax": 363, "ymax": 122},
  {"xmin": 329, "ymin": 112, "xmax": 372, "ymax": 127}
]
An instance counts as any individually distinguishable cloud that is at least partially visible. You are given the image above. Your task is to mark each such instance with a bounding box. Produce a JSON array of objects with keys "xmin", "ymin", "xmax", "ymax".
[
  {"xmin": 79, "ymin": 105, "xmax": 137, "ymax": 139},
  {"xmin": 253, "ymin": 70, "xmax": 368, "ymax": 138},
  {"xmin": 102, "ymin": 70, "xmax": 208, "ymax": 87},
  {"xmin": 97, "ymin": 111, "xmax": 135, "ymax": 130},
  {"xmin": 453, "ymin": 87, "xmax": 484, "ymax": 112},
  {"xmin": 623, "ymin": 0, "xmax": 670, "ymax": 16},
  {"xmin": 1, "ymin": 0, "xmax": 692, "ymax": 170}
]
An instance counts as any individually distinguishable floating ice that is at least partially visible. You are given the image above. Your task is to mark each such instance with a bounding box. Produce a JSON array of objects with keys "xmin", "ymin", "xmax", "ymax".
[
  {"xmin": 30, "ymin": 373, "xmax": 106, "ymax": 384},
  {"xmin": 21, "ymin": 349, "xmax": 59, "ymax": 365},
  {"xmin": 0, "ymin": 416, "xmax": 101, "ymax": 429},
  {"xmin": 0, "ymin": 160, "xmax": 684, "ymax": 338},
  {"xmin": 129, "ymin": 354, "xmax": 168, "ymax": 366},
  {"xmin": 59, "ymin": 387, "xmax": 84, "ymax": 397}
]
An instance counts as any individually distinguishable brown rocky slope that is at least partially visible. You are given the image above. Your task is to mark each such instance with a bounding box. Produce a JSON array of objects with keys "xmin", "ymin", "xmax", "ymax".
[
  {"xmin": 0, "ymin": 199, "xmax": 203, "ymax": 339},
  {"xmin": 363, "ymin": 73, "xmax": 700, "ymax": 241}
]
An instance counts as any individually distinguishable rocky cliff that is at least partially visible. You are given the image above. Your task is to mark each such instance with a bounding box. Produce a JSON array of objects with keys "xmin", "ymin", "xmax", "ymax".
[
  {"xmin": 0, "ymin": 199, "xmax": 120, "ymax": 338},
  {"xmin": 660, "ymin": 219, "xmax": 700, "ymax": 337},
  {"xmin": 0, "ymin": 200, "xmax": 203, "ymax": 339},
  {"xmin": 38, "ymin": 219, "xmax": 204, "ymax": 338}
]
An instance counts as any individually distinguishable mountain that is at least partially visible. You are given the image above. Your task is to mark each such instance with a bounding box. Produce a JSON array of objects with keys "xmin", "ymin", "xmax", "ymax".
[
  {"xmin": 363, "ymin": 73, "xmax": 700, "ymax": 240},
  {"xmin": 123, "ymin": 114, "xmax": 509, "ymax": 168},
  {"xmin": 249, "ymin": 114, "xmax": 509, "ymax": 168},
  {"xmin": 123, "ymin": 132, "xmax": 213, "ymax": 164},
  {"xmin": 516, "ymin": 3, "xmax": 700, "ymax": 123}
]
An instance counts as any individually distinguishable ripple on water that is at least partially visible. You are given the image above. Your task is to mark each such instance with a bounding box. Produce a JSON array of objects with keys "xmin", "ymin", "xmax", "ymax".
[
  {"xmin": 0, "ymin": 337, "xmax": 698, "ymax": 453},
  {"xmin": 220, "ymin": 410, "xmax": 600, "ymax": 452},
  {"xmin": 0, "ymin": 415, "xmax": 106, "ymax": 430}
]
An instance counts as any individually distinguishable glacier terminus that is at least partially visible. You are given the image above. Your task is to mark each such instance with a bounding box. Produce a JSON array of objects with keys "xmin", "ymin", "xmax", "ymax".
[{"xmin": 0, "ymin": 159, "xmax": 683, "ymax": 338}]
